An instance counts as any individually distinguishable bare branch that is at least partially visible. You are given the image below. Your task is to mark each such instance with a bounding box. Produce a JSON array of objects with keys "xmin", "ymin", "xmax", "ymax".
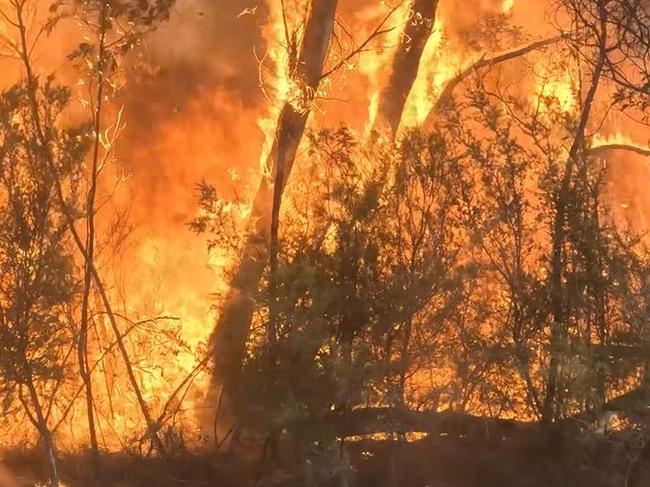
[
  {"xmin": 319, "ymin": 2, "xmax": 401, "ymax": 80},
  {"xmin": 426, "ymin": 36, "xmax": 564, "ymax": 121},
  {"xmin": 588, "ymin": 143, "xmax": 650, "ymax": 157}
]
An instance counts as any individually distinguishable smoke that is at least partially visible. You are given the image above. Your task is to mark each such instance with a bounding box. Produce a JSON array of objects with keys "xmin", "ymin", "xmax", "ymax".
[
  {"xmin": 93, "ymin": 1, "xmax": 272, "ymax": 410},
  {"xmin": 111, "ymin": 0, "xmax": 269, "ymax": 308}
]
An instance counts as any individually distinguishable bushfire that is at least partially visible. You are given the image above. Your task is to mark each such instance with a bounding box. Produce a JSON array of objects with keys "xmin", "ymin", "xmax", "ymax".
[{"xmin": 0, "ymin": 0, "xmax": 649, "ymax": 486}]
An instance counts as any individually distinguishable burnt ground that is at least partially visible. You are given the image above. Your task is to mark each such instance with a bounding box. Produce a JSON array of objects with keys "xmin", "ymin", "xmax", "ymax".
[{"xmin": 3, "ymin": 432, "xmax": 649, "ymax": 487}]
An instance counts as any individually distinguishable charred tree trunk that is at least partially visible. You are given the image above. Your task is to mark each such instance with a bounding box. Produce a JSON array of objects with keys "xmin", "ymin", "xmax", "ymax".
[
  {"xmin": 210, "ymin": 0, "xmax": 338, "ymax": 425},
  {"xmin": 375, "ymin": 0, "xmax": 439, "ymax": 133}
]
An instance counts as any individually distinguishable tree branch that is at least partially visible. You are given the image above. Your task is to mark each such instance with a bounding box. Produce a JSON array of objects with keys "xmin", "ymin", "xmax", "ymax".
[
  {"xmin": 319, "ymin": 2, "xmax": 400, "ymax": 80},
  {"xmin": 426, "ymin": 35, "xmax": 564, "ymax": 121},
  {"xmin": 587, "ymin": 143, "xmax": 650, "ymax": 158}
]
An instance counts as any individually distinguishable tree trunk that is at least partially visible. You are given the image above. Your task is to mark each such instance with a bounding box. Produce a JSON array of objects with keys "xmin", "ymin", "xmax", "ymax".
[
  {"xmin": 374, "ymin": 0, "xmax": 439, "ymax": 133},
  {"xmin": 25, "ymin": 380, "xmax": 59, "ymax": 487},
  {"xmin": 78, "ymin": 0, "xmax": 110, "ymax": 459},
  {"xmin": 209, "ymin": 0, "xmax": 338, "ymax": 426}
]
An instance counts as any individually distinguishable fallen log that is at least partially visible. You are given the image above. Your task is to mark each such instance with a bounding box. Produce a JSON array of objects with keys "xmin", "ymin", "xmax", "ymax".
[{"xmin": 328, "ymin": 407, "xmax": 530, "ymax": 440}]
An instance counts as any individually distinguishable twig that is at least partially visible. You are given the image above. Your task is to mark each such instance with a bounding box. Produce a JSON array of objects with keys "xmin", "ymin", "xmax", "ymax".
[{"xmin": 320, "ymin": 3, "xmax": 400, "ymax": 79}]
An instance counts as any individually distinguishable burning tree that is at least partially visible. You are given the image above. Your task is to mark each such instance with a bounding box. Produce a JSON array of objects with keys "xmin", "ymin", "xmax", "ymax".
[
  {"xmin": 1, "ymin": 0, "xmax": 650, "ymax": 485},
  {"xmin": 192, "ymin": 0, "xmax": 650, "ymax": 484},
  {"xmin": 0, "ymin": 0, "xmax": 193, "ymax": 473},
  {"xmin": 0, "ymin": 77, "xmax": 87, "ymax": 487}
]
